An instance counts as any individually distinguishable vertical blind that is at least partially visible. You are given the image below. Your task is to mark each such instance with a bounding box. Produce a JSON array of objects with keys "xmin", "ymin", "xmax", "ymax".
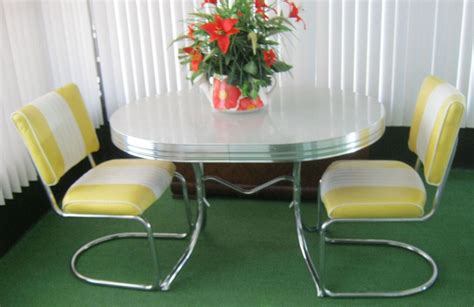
[
  {"xmin": 93, "ymin": 0, "xmax": 473, "ymax": 127},
  {"xmin": 0, "ymin": 0, "xmax": 101, "ymax": 205},
  {"xmin": 1, "ymin": 0, "xmax": 473, "ymax": 205},
  {"xmin": 92, "ymin": 0, "xmax": 202, "ymax": 118}
]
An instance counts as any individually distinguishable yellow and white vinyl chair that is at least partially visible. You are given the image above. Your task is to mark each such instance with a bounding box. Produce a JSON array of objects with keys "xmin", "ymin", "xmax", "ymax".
[
  {"xmin": 11, "ymin": 84, "xmax": 200, "ymax": 291},
  {"xmin": 315, "ymin": 76, "xmax": 465, "ymax": 297}
]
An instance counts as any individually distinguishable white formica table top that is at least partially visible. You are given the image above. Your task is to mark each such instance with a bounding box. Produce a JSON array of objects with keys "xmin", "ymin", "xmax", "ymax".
[{"xmin": 109, "ymin": 86, "xmax": 385, "ymax": 162}]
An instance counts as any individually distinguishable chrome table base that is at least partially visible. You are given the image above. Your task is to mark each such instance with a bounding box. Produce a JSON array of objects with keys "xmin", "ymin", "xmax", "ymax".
[{"xmin": 195, "ymin": 161, "xmax": 325, "ymax": 297}]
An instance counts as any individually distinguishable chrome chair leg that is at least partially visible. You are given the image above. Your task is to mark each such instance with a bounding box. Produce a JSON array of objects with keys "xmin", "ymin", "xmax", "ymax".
[
  {"xmin": 318, "ymin": 219, "xmax": 438, "ymax": 297},
  {"xmin": 318, "ymin": 224, "xmax": 326, "ymax": 293},
  {"xmin": 144, "ymin": 217, "xmax": 162, "ymax": 290},
  {"xmin": 71, "ymin": 216, "xmax": 164, "ymax": 290},
  {"xmin": 160, "ymin": 197, "xmax": 204, "ymax": 290},
  {"xmin": 70, "ymin": 185, "xmax": 204, "ymax": 291}
]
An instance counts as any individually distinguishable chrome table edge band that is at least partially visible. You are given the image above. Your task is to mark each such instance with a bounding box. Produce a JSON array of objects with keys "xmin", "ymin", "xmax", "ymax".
[{"xmin": 110, "ymin": 120, "xmax": 385, "ymax": 163}]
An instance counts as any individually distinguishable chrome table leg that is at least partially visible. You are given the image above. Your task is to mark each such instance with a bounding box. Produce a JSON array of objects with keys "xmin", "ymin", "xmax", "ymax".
[
  {"xmin": 292, "ymin": 162, "xmax": 324, "ymax": 297},
  {"xmin": 193, "ymin": 163, "xmax": 208, "ymax": 231}
]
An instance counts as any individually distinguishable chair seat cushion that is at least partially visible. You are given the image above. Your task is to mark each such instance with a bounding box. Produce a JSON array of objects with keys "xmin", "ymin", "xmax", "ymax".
[
  {"xmin": 63, "ymin": 159, "xmax": 175, "ymax": 216},
  {"xmin": 321, "ymin": 160, "xmax": 426, "ymax": 219}
]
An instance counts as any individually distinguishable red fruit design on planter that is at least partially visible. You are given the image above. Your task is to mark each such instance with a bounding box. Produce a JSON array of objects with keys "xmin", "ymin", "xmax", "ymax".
[
  {"xmin": 238, "ymin": 96, "xmax": 264, "ymax": 111},
  {"xmin": 212, "ymin": 78, "xmax": 241, "ymax": 110}
]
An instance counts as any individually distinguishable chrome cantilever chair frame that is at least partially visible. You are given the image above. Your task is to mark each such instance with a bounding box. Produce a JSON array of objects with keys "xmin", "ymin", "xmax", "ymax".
[
  {"xmin": 40, "ymin": 154, "xmax": 204, "ymax": 291},
  {"xmin": 313, "ymin": 140, "xmax": 458, "ymax": 297}
]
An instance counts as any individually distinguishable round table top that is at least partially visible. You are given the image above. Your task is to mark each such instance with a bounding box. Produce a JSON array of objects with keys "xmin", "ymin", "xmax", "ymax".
[{"xmin": 109, "ymin": 86, "xmax": 385, "ymax": 162}]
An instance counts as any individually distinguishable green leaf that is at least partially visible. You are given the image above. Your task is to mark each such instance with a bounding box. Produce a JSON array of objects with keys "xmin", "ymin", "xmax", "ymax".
[
  {"xmin": 265, "ymin": 24, "xmax": 293, "ymax": 37},
  {"xmin": 247, "ymin": 32, "xmax": 258, "ymax": 55},
  {"xmin": 203, "ymin": 49, "xmax": 217, "ymax": 63},
  {"xmin": 190, "ymin": 71, "xmax": 203, "ymax": 83},
  {"xmin": 169, "ymin": 35, "xmax": 191, "ymax": 47},
  {"xmin": 250, "ymin": 89, "xmax": 258, "ymax": 100},
  {"xmin": 228, "ymin": 64, "xmax": 239, "ymax": 84},
  {"xmin": 189, "ymin": 12, "xmax": 214, "ymax": 20},
  {"xmin": 265, "ymin": 29, "xmax": 284, "ymax": 37},
  {"xmin": 267, "ymin": 16, "xmax": 296, "ymax": 29},
  {"xmin": 261, "ymin": 40, "xmax": 279, "ymax": 46},
  {"xmin": 243, "ymin": 61, "xmax": 258, "ymax": 75},
  {"xmin": 225, "ymin": 55, "xmax": 233, "ymax": 66},
  {"xmin": 241, "ymin": 82, "xmax": 250, "ymax": 97},
  {"xmin": 272, "ymin": 61, "xmax": 293, "ymax": 73}
]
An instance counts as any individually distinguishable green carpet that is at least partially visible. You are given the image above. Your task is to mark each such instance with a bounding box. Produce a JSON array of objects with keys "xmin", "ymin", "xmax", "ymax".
[{"xmin": 1, "ymin": 169, "xmax": 473, "ymax": 307}]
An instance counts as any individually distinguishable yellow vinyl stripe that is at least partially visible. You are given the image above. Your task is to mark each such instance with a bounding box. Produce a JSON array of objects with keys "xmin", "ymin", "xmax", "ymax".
[
  {"xmin": 12, "ymin": 106, "xmax": 65, "ymax": 185},
  {"xmin": 328, "ymin": 204, "xmax": 424, "ymax": 219},
  {"xmin": 425, "ymin": 101, "xmax": 465, "ymax": 185},
  {"xmin": 408, "ymin": 76, "xmax": 444, "ymax": 153},
  {"xmin": 55, "ymin": 84, "xmax": 99, "ymax": 154},
  {"xmin": 423, "ymin": 98, "xmax": 452, "ymax": 181},
  {"xmin": 323, "ymin": 187, "xmax": 426, "ymax": 218},
  {"xmin": 63, "ymin": 184, "xmax": 157, "ymax": 215}
]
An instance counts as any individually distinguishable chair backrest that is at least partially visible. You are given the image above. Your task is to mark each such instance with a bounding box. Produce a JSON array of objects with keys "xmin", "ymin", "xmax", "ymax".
[
  {"xmin": 408, "ymin": 76, "xmax": 465, "ymax": 186},
  {"xmin": 12, "ymin": 84, "xmax": 99, "ymax": 186}
]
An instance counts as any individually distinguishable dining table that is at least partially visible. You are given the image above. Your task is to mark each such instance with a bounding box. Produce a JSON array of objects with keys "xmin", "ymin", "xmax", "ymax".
[{"xmin": 109, "ymin": 85, "xmax": 385, "ymax": 294}]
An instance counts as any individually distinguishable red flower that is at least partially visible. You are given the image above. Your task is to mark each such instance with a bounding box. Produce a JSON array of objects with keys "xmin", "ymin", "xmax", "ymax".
[
  {"xmin": 201, "ymin": 15, "xmax": 240, "ymax": 54},
  {"xmin": 201, "ymin": 0, "xmax": 217, "ymax": 7},
  {"xmin": 255, "ymin": 0, "xmax": 267, "ymax": 8},
  {"xmin": 213, "ymin": 78, "xmax": 241, "ymax": 109},
  {"xmin": 255, "ymin": 0, "xmax": 269, "ymax": 19},
  {"xmin": 263, "ymin": 49, "xmax": 277, "ymax": 67},
  {"xmin": 284, "ymin": 0, "xmax": 306, "ymax": 29},
  {"xmin": 183, "ymin": 47, "xmax": 204, "ymax": 72},
  {"xmin": 187, "ymin": 24, "xmax": 195, "ymax": 40},
  {"xmin": 255, "ymin": 0, "xmax": 276, "ymax": 19}
]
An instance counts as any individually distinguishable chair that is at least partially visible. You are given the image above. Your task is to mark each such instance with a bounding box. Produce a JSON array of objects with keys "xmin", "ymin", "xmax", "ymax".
[
  {"xmin": 316, "ymin": 76, "xmax": 465, "ymax": 297},
  {"xmin": 11, "ymin": 84, "xmax": 202, "ymax": 291}
]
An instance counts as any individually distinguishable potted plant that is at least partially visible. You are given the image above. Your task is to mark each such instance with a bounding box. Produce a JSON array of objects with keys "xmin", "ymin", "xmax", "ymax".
[{"xmin": 173, "ymin": 0, "xmax": 305, "ymax": 112}]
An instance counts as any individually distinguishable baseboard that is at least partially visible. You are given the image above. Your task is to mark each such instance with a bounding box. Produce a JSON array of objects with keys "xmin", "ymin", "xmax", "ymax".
[{"xmin": 369, "ymin": 127, "xmax": 473, "ymax": 168}]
